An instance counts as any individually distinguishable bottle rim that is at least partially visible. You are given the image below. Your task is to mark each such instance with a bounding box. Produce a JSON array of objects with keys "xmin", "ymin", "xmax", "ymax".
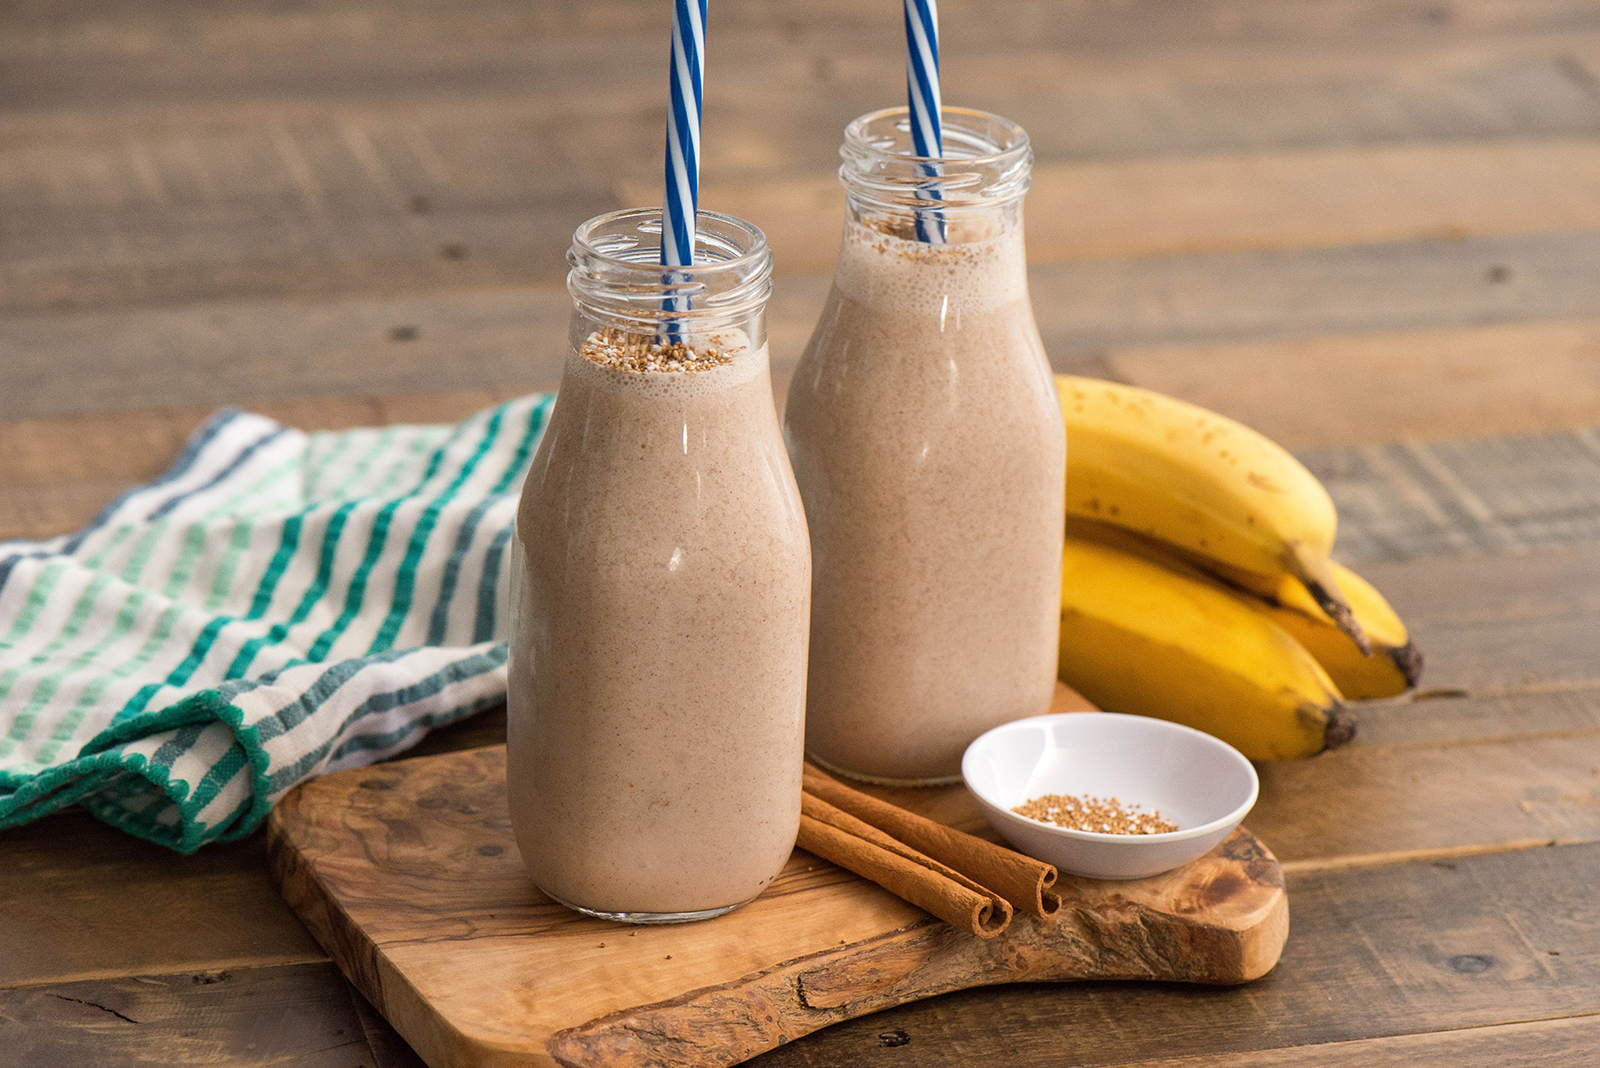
[
  {"xmin": 840, "ymin": 106, "xmax": 1032, "ymax": 210},
  {"xmin": 567, "ymin": 208, "xmax": 773, "ymax": 328}
]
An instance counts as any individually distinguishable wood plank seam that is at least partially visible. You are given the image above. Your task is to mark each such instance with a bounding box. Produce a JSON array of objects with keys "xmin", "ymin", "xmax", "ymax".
[
  {"xmin": 1278, "ymin": 838, "xmax": 1562, "ymax": 874},
  {"xmin": 0, "ymin": 952, "xmax": 332, "ymax": 994},
  {"xmin": 1100, "ymin": 1010, "xmax": 1600, "ymax": 1067}
]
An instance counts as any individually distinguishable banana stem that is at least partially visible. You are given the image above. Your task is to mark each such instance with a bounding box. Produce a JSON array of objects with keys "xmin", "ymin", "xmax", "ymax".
[{"xmin": 1284, "ymin": 543, "xmax": 1372, "ymax": 656}]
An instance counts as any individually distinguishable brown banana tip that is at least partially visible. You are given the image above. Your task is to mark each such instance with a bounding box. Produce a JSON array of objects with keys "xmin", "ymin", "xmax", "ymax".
[
  {"xmin": 1389, "ymin": 642, "xmax": 1425, "ymax": 688},
  {"xmin": 1306, "ymin": 581, "xmax": 1373, "ymax": 656},
  {"xmin": 1286, "ymin": 543, "xmax": 1373, "ymax": 656},
  {"xmin": 1323, "ymin": 704, "xmax": 1358, "ymax": 751}
]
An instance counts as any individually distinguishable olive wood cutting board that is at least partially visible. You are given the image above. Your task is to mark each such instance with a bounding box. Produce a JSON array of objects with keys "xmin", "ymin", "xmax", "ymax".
[{"xmin": 266, "ymin": 744, "xmax": 1288, "ymax": 1068}]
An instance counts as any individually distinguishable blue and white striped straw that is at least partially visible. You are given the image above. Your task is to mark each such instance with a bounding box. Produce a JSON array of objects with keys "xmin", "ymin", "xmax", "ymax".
[
  {"xmin": 662, "ymin": 0, "xmax": 707, "ymax": 332},
  {"xmin": 903, "ymin": 0, "xmax": 946, "ymax": 243}
]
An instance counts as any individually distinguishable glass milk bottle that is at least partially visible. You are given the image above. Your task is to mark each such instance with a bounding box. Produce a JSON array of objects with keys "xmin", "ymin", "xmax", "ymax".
[
  {"xmin": 784, "ymin": 107, "xmax": 1065, "ymax": 785},
  {"xmin": 508, "ymin": 209, "xmax": 810, "ymax": 922}
]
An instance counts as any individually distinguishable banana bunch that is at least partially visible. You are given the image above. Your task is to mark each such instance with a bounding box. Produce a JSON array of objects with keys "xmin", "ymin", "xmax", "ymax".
[
  {"xmin": 1054, "ymin": 376, "xmax": 1423, "ymax": 759},
  {"xmin": 1057, "ymin": 375, "xmax": 1363, "ymax": 648}
]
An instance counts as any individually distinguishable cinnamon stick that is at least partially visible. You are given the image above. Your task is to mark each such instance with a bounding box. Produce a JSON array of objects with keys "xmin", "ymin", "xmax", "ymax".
[
  {"xmin": 797, "ymin": 793, "xmax": 1012, "ymax": 939},
  {"xmin": 803, "ymin": 763, "xmax": 1061, "ymax": 917}
]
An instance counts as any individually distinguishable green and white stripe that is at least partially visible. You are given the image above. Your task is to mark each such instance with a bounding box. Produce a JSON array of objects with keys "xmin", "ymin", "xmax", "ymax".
[{"xmin": 0, "ymin": 396, "xmax": 552, "ymax": 852}]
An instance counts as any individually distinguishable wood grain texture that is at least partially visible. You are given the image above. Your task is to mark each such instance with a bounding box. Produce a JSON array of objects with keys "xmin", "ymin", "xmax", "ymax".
[
  {"xmin": 749, "ymin": 841, "xmax": 1600, "ymax": 1067},
  {"xmin": 1347, "ymin": 545, "xmax": 1600, "ymax": 692},
  {"xmin": 1034, "ymin": 229, "xmax": 1600, "ymax": 364},
  {"xmin": 0, "ymin": 289, "xmax": 571, "ymax": 420},
  {"xmin": 1352, "ymin": 687, "xmax": 1600, "ymax": 750},
  {"xmin": 349, "ymin": 983, "xmax": 431, "ymax": 1068},
  {"xmin": 637, "ymin": 138, "xmax": 1600, "ymax": 278},
  {"xmin": 0, "ymin": 275, "xmax": 828, "ymax": 422},
  {"xmin": 1308, "ymin": 435, "xmax": 1600, "ymax": 564},
  {"xmin": 0, "ymin": 103, "xmax": 612, "ymax": 311},
  {"xmin": 1078, "ymin": 1014, "xmax": 1600, "ymax": 1067},
  {"xmin": 13, "ymin": 845, "xmax": 1599, "ymax": 1068},
  {"xmin": 6, "ymin": 8, "xmax": 1600, "ymax": 312},
  {"xmin": 9, "ymin": 0, "xmax": 1600, "ymax": 53},
  {"xmin": 1252, "ymin": 729, "xmax": 1600, "ymax": 870},
  {"xmin": 7, "ymin": 226, "xmax": 1600, "ymax": 426},
  {"xmin": 0, "ymin": 963, "xmax": 378, "ymax": 1067},
  {"xmin": 1114, "ymin": 318, "xmax": 1600, "ymax": 452},
  {"xmin": 7, "ymin": 4, "xmax": 1599, "ymax": 158},
  {"xmin": 8, "ymin": 378, "xmax": 1599, "ymax": 576},
  {"xmin": 266, "ymin": 745, "xmax": 1286, "ymax": 1068},
  {"xmin": 0, "ymin": 809, "xmax": 323, "ymax": 991},
  {"xmin": 1027, "ymin": 138, "xmax": 1600, "ymax": 260}
]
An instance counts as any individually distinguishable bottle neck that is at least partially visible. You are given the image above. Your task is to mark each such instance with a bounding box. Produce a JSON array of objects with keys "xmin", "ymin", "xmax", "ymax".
[
  {"xmin": 838, "ymin": 106, "xmax": 1032, "ymax": 246},
  {"xmin": 566, "ymin": 208, "xmax": 772, "ymax": 347}
]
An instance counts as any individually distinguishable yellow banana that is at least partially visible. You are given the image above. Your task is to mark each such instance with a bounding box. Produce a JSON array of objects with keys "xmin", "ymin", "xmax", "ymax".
[
  {"xmin": 1057, "ymin": 535, "xmax": 1353, "ymax": 760},
  {"xmin": 1063, "ymin": 518, "xmax": 1422, "ymax": 701},
  {"xmin": 1230, "ymin": 561, "xmax": 1422, "ymax": 700},
  {"xmin": 1056, "ymin": 375, "xmax": 1367, "ymax": 652}
]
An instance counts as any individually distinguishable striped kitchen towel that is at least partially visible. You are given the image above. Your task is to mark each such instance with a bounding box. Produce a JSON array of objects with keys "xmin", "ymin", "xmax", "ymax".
[{"xmin": 0, "ymin": 395, "xmax": 552, "ymax": 852}]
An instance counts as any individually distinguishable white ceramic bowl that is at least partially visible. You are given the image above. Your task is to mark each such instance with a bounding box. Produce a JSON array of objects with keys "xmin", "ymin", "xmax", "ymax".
[{"xmin": 961, "ymin": 712, "xmax": 1259, "ymax": 880}]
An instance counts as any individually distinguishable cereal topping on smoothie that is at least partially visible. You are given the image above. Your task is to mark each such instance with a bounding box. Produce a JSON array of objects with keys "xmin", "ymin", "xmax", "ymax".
[{"xmin": 581, "ymin": 328, "xmax": 732, "ymax": 373}]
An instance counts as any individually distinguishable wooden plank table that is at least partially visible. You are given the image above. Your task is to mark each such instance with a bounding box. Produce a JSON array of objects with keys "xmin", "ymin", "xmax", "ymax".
[{"xmin": 4, "ymin": 1, "xmax": 1599, "ymax": 1064}]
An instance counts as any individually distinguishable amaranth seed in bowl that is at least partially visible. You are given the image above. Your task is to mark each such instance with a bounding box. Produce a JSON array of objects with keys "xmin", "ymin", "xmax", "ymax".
[{"xmin": 1012, "ymin": 793, "xmax": 1178, "ymax": 835}]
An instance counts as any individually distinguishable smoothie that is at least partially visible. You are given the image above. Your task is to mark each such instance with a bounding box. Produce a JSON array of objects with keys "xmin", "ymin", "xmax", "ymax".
[
  {"xmin": 784, "ymin": 215, "xmax": 1065, "ymax": 783},
  {"xmin": 508, "ymin": 328, "xmax": 810, "ymax": 917}
]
